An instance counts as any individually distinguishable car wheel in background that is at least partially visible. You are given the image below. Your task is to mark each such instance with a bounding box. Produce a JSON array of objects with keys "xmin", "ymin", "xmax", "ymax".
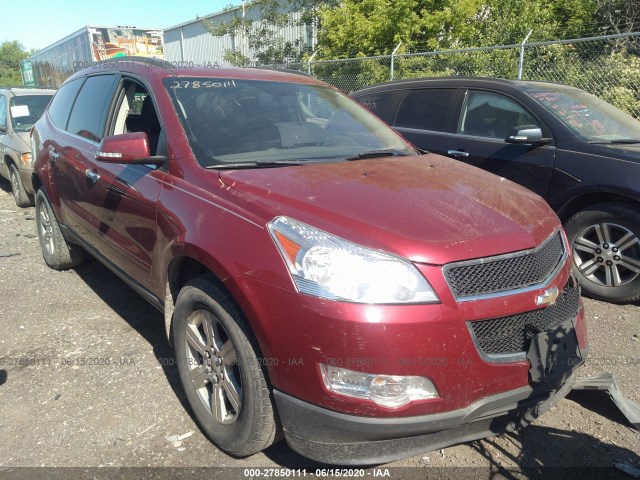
[
  {"xmin": 565, "ymin": 203, "xmax": 640, "ymax": 304},
  {"xmin": 173, "ymin": 275, "xmax": 278, "ymax": 457},
  {"xmin": 9, "ymin": 164, "xmax": 33, "ymax": 208},
  {"xmin": 34, "ymin": 189, "xmax": 84, "ymax": 270}
]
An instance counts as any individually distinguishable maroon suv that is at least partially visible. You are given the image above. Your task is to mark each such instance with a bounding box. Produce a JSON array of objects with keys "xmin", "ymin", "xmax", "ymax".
[{"xmin": 31, "ymin": 58, "xmax": 587, "ymax": 465}]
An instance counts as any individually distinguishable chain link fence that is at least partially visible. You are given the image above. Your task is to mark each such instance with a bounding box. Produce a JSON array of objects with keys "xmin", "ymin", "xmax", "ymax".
[{"xmin": 299, "ymin": 32, "xmax": 640, "ymax": 118}]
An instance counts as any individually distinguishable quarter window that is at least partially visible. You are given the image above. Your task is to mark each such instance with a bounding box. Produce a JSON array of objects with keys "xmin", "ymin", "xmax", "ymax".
[
  {"xmin": 394, "ymin": 89, "xmax": 456, "ymax": 131},
  {"xmin": 66, "ymin": 75, "xmax": 117, "ymax": 142},
  {"xmin": 458, "ymin": 91, "xmax": 539, "ymax": 139}
]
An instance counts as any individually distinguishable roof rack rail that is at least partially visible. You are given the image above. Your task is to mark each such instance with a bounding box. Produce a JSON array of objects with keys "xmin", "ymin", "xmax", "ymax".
[
  {"xmin": 0, "ymin": 85, "xmax": 49, "ymax": 90},
  {"xmin": 251, "ymin": 66, "xmax": 313, "ymax": 78}
]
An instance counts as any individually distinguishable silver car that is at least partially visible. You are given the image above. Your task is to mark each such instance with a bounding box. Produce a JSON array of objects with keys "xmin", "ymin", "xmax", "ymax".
[{"xmin": 0, "ymin": 87, "xmax": 55, "ymax": 207}]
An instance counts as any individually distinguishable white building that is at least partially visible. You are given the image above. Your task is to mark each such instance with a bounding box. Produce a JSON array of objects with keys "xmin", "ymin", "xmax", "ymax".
[{"xmin": 163, "ymin": 2, "xmax": 312, "ymax": 66}]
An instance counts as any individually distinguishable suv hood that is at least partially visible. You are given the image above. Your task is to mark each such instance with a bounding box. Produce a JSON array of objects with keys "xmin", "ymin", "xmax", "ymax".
[
  {"xmin": 608, "ymin": 143, "xmax": 640, "ymax": 161},
  {"xmin": 16, "ymin": 131, "xmax": 30, "ymax": 150},
  {"xmin": 220, "ymin": 155, "xmax": 560, "ymax": 265}
]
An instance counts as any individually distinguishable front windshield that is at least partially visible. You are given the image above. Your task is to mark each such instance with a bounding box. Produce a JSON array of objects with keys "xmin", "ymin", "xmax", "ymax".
[
  {"xmin": 163, "ymin": 77, "xmax": 414, "ymax": 167},
  {"xmin": 526, "ymin": 86, "xmax": 640, "ymax": 143},
  {"xmin": 10, "ymin": 95, "xmax": 53, "ymax": 131}
]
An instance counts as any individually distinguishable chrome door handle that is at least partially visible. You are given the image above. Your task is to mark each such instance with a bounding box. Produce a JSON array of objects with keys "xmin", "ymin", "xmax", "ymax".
[
  {"xmin": 85, "ymin": 169, "xmax": 100, "ymax": 184},
  {"xmin": 447, "ymin": 150, "xmax": 469, "ymax": 158}
]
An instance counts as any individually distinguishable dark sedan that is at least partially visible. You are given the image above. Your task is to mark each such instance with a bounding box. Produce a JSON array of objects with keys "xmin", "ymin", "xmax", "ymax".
[{"xmin": 352, "ymin": 77, "xmax": 640, "ymax": 304}]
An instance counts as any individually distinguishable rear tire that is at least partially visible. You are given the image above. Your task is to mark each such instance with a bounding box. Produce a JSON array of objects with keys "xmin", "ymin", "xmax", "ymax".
[
  {"xmin": 10, "ymin": 164, "xmax": 33, "ymax": 208},
  {"xmin": 173, "ymin": 275, "xmax": 277, "ymax": 457},
  {"xmin": 565, "ymin": 203, "xmax": 640, "ymax": 304},
  {"xmin": 35, "ymin": 189, "xmax": 84, "ymax": 270}
]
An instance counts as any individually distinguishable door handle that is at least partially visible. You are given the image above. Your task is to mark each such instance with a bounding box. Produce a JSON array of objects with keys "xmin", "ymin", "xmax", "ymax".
[
  {"xmin": 85, "ymin": 169, "xmax": 100, "ymax": 184},
  {"xmin": 49, "ymin": 149, "xmax": 59, "ymax": 163},
  {"xmin": 447, "ymin": 150, "xmax": 470, "ymax": 158}
]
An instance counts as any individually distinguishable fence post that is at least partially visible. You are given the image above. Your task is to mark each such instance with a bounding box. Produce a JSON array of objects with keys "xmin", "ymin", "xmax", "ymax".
[
  {"xmin": 308, "ymin": 50, "xmax": 318, "ymax": 75},
  {"xmin": 390, "ymin": 41, "xmax": 402, "ymax": 81},
  {"xmin": 518, "ymin": 30, "xmax": 533, "ymax": 80}
]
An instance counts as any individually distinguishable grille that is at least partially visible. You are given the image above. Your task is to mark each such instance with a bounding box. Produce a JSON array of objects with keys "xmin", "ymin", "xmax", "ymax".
[
  {"xmin": 444, "ymin": 231, "xmax": 565, "ymax": 299},
  {"xmin": 468, "ymin": 282, "xmax": 581, "ymax": 357}
]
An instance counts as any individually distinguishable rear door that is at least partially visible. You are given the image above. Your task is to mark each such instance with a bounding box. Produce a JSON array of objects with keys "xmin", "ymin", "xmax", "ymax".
[
  {"xmin": 443, "ymin": 89, "xmax": 556, "ymax": 198},
  {"xmin": 392, "ymin": 88, "xmax": 459, "ymax": 154},
  {"xmin": 50, "ymin": 75, "xmax": 117, "ymax": 238}
]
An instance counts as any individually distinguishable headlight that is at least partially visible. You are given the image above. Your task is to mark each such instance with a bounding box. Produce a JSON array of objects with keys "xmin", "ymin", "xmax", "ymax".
[
  {"xmin": 320, "ymin": 364, "xmax": 438, "ymax": 408},
  {"xmin": 30, "ymin": 136, "xmax": 38, "ymax": 165},
  {"xmin": 268, "ymin": 216, "xmax": 438, "ymax": 304}
]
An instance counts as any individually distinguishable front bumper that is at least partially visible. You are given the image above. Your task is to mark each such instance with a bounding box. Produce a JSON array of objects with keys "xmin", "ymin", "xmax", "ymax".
[
  {"xmin": 275, "ymin": 366, "xmax": 582, "ymax": 465},
  {"xmin": 18, "ymin": 164, "xmax": 35, "ymax": 195}
]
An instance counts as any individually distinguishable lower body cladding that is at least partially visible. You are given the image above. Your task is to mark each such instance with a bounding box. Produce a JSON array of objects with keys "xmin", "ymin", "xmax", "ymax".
[{"xmin": 275, "ymin": 366, "xmax": 582, "ymax": 465}]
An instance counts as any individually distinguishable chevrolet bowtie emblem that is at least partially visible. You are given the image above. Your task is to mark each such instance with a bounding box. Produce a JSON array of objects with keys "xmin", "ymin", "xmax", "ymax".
[{"xmin": 536, "ymin": 287, "xmax": 559, "ymax": 307}]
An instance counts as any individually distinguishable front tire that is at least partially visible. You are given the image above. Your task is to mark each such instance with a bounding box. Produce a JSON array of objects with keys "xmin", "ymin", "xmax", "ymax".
[
  {"xmin": 565, "ymin": 203, "xmax": 640, "ymax": 303},
  {"xmin": 173, "ymin": 275, "xmax": 277, "ymax": 457},
  {"xmin": 9, "ymin": 164, "xmax": 33, "ymax": 208},
  {"xmin": 35, "ymin": 189, "xmax": 84, "ymax": 270}
]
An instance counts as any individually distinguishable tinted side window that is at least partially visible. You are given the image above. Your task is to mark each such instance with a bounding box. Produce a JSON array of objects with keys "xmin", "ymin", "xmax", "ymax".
[
  {"xmin": 395, "ymin": 89, "xmax": 456, "ymax": 131},
  {"xmin": 0, "ymin": 95, "xmax": 6, "ymax": 128},
  {"xmin": 67, "ymin": 75, "xmax": 117, "ymax": 142},
  {"xmin": 48, "ymin": 78, "xmax": 83, "ymax": 130},
  {"xmin": 458, "ymin": 90, "xmax": 539, "ymax": 139},
  {"xmin": 356, "ymin": 92, "xmax": 399, "ymax": 124}
]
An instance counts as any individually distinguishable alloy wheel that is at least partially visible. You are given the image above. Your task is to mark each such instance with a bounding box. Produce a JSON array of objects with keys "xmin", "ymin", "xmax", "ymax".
[
  {"xmin": 38, "ymin": 204, "xmax": 55, "ymax": 256},
  {"xmin": 184, "ymin": 309, "xmax": 242, "ymax": 424},
  {"xmin": 10, "ymin": 170, "xmax": 20, "ymax": 203},
  {"xmin": 573, "ymin": 222, "xmax": 640, "ymax": 287}
]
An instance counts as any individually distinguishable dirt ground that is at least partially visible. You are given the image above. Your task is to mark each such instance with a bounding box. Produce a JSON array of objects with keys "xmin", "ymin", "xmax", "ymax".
[{"xmin": 0, "ymin": 180, "xmax": 638, "ymax": 479}]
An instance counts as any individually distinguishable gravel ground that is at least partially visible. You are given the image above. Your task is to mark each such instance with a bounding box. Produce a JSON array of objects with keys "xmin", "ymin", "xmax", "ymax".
[{"xmin": 0, "ymin": 180, "xmax": 638, "ymax": 479}]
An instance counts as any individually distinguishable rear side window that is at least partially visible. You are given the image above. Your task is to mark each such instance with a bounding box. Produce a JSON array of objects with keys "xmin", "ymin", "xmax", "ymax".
[
  {"xmin": 48, "ymin": 79, "xmax": 83, "ymax": 129},
  {"xmin": 395, "ymin": 89, "xmax": 456, "ymax": 131},
  {"xmin": 66, "ymin": 75, "xmax": 117, "ymax": 142},
  {"xmin": 356, "ymin": 92, "xmax": 399, "ymax": 124}
]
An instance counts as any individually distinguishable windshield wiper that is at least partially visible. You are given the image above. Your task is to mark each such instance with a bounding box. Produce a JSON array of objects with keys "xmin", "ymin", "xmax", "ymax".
[
  {"xmin": 343, "ymin": 149, "xmax": 410, "ymax": 161},
  {"xmin": 207, "ymin": 160, "xmax": 310, "ymax": 170},
  {"xmin": 588, "ymin": 139, "xmax": 640, "ymax": 145}
]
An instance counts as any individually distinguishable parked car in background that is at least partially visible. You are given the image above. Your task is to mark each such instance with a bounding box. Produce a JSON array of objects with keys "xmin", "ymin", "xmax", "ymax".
[
  {"xmin": 0, "ymin": 87, "xmax": 55, "ymax": 207},
  {"xmin": 352, "ymin": 78, "xmax": 640, "ymax": 304},
  {"xmin": 31, "ymin": 60, "xmax": 586, "ymax": 464}
]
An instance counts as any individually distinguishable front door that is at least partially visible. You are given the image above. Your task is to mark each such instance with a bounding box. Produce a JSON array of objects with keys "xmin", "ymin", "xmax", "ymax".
[{"xmin": 444, "ymin": 89, "xmax": 556, "ymax": 199}]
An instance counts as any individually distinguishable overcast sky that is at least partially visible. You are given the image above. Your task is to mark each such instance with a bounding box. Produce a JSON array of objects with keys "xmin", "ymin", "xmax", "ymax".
[{"xmin": 2, "ymin": 0, "xmax": 230, "ymax": 51}]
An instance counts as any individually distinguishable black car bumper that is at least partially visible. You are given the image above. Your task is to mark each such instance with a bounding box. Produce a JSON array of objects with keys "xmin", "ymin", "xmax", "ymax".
[{"xmin": 274, "ymin": 368, "xmax": 580, "ymax": 465}]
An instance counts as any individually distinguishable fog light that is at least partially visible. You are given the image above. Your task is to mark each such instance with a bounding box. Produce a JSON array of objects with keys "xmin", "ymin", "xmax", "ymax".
[{"xmin": 320, "ymin": 364, "xmax": 438, "ymax": 408}]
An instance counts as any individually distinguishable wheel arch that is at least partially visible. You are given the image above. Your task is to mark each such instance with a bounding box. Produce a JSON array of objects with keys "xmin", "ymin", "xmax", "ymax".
[
  {"xmin": 557, "ymin": 191, "xmax": 640, "ymax": 223},
  {"xmin": 3, "ymin": 153, "xmax": 16, "ymax": 172},
  {"xmin": 163, "ymin": 252, "xmax": 278, "ymax": 386},
  {"xmin": 163, "ymin": 252, "xmax": 272, "ymax": 356}
]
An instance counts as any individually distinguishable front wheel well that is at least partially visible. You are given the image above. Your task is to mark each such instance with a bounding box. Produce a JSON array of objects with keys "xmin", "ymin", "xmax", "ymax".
[
  {"xmin": 164, "ymin": 257, "xmax": 237, "ymax": 343},
  {"xmin": 4, "ymin": 155, "xmax": 15, "ymax": 170},
  {"xmin": 558, "ymin": 193, "xmax": 639, "ymax": 222}
]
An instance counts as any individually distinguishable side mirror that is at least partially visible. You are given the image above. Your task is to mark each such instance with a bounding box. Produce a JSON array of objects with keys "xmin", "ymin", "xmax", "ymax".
[
  {"xmin": 96, "ymin": 132, "xmax": 166, "ymax": 165},
  {"xmin": 505, "ymin": 125, "xmax": 551, "ymax": 145}
]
